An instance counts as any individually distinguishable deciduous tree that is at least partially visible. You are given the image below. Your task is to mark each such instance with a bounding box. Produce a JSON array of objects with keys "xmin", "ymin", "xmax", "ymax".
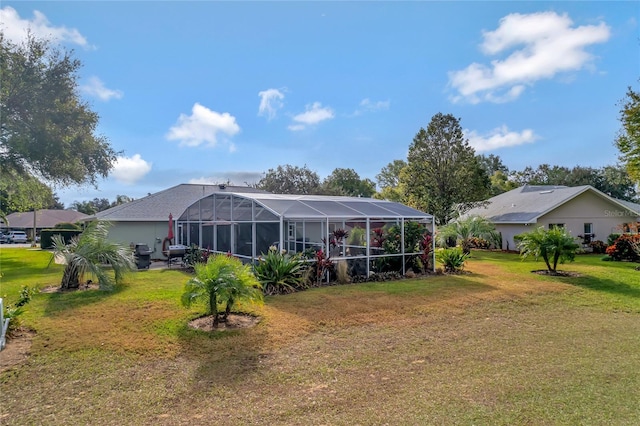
[
  {"xmin": 323, "ymin": 168, "xmax": 375, "ymax": 197},
  {"xmin": 509, "ymin": 164, "xmax": 638, "ymax": 202},
  {"xmin": 257, "ymin": 164, "xmax": 323, "ymax": 194},
  {"xmin": 0, "ymin": 170, "xmax": 56, "ymax": 215},
  {"xmin": 1, "ymin": 33, "xmax": 117, "ymax": 186},
  {"xmin": 1, "ymin": 32, "xmax": 118, "ymax": 222}
]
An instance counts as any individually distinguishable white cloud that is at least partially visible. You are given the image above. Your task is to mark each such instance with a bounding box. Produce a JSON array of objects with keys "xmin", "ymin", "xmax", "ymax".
[
  {"xmin": 258, "ymin": 88, "xmax": 285, "ymax": 120},
  {"xmin": 448, "ymin": 11, "xmax": 610, "ymax": 104},
  {"xmin": 111, "ymin": 154, "xmax": 152, "ymax": 185},
  {"xmin": 81, "ymin": 77, "xmax": 123, "ymax": 101},
  {"xmin": 353, "ymin": 98, "xmax": 390, "ymax": 116},
  {"xmin": 0, "ymin": 6, "xmax": 89, "ymax": 47},
  {"xmin": 360, "ymin": 98, "xmax": 390, "ymax": 111},
  {"xmin": 465, "ymin": 125, "xmax": 539, "ymax": 152},
  {"xmin": 289, "ymin": 102, "xmax": 334, "ymax": 130},
  {"xmin": 166, "ymin": 103, "xmax": 240, "ymax": 148}
]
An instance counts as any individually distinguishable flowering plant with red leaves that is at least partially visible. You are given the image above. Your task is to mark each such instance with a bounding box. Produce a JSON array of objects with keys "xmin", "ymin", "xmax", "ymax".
[
  {"xmin": 419, "ymin": 232, "xmax": 433, "ymax": 271},
  {"xmin": 315, "ymin": 249, "xmax": 334, "ymax": 283},
  {"xmin": 605, "ymin": 234, "xmax": 640, "ymax": 262}
]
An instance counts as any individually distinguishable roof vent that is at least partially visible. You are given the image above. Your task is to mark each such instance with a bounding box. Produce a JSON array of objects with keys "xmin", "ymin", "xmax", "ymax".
[
  {"xmin": 218, "ymin": 183, "xmax": 227, "ymax": 190},
  {"xmin": 540, "ymin": 190, "xmax": 553, "ymax": 194}
]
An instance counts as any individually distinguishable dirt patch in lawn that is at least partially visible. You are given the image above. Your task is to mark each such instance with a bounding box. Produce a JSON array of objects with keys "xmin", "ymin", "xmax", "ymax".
[
  {"xmin": 188, "ymin": 313, "xmax": 261, "ymax": 332},
  {"xmin": 0, "ymin": 328, "xmax": 34, "ymax": 373},
  {"xmin": 41, "ymin": 283, "xmax": 100, "ymax": 293}
]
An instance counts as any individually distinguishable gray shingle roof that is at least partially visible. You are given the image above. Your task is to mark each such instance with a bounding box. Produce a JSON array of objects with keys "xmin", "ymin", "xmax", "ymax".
[
  {"xmin": 464, "ymin": 185, "xmax": 640, "ymax": 223},
  {"xmin": 93, "ymin": 184, "xmax": 267, "ymax": 222},
  {"xmin": 1, "ymin": 209, "xmax": 89, "ymax": 229},
  {"xmin": 616, "ymin": 198, "xmax": 640, "ymax": 214}
]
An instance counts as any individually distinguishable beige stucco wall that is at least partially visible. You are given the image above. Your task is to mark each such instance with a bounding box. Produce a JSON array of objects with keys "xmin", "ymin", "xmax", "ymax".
[
  {"xmin": 539, "ymin": 191, "xmax": 638, "ymax": 243},
  {"xmin": 494, "ymin": 224, "xmax": 531, "ymax": 251},
  {"xmin": 107, "ymin": 221, "xmax": 171, "ymax": 260},
  {"xmin": 496, "ymin": 191, "xmax": 639, "ymax": 251}
]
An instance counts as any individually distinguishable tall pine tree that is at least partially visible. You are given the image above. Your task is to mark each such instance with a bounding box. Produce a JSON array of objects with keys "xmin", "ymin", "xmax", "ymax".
[{"xmin": 403, "ymin": 113, "xmax": 489, "ymax": 225}]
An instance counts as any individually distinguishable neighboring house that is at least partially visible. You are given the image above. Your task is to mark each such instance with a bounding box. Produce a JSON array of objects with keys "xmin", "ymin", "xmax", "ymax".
[
  {"xmin": 0, "ymin": 209, "xmax": 89, "ymax": 241},
  {"xmin": 464, "ymin": 185, "xmax": 640, "ymax": 251},
  {"xmin": 89, "ymin": 184, "xmax": 268, "ymax": 260}
]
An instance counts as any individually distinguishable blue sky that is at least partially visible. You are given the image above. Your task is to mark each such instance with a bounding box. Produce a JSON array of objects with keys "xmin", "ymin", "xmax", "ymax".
[{"xmin": 1, "ymin": 2, "xmax": 638, "ymax": 206}]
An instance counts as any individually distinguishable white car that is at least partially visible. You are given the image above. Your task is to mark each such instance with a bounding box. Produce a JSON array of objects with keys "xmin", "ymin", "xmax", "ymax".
[{"xmin": 5, "ymin": 231, "xmax": 28, "ymax": 244}]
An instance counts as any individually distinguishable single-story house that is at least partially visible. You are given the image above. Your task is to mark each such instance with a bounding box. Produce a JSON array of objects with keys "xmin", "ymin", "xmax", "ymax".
[
  {"xmin": 464, "ymin": 185, "xmax": 640, "ymax": 250},
  {"xmin": 90, "ymin": 183, "xmax": 436, "ymax": 274},
  {"xmin": 0, "ymin": 209, "xmax": 89, "ymax": 240},
  {"xmin": 89, "ymin": 184, "xmax": 267, "ymax": 260}
]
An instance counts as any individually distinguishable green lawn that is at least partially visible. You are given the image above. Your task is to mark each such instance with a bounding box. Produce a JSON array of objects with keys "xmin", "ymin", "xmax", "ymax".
[{"xmin": 1, "ymin": 248, "xmax": 639, "ymax": 425}]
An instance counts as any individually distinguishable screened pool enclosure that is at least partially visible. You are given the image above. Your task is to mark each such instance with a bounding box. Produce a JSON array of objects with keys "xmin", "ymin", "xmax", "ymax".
[{"xmin": 176, "ymin": 192, "xmax": 435, "ymax": 276}]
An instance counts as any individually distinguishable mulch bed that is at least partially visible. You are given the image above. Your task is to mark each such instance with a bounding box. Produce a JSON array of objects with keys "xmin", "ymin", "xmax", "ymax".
[{"xmin": 188, "ymin": 314, "xmax": 261, "ymax": 332}]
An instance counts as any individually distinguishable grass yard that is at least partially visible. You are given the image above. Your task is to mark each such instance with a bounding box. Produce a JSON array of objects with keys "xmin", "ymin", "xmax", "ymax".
[{"xmin": 1, "ymin": 248, "xmax": 640, "ymax": 425}]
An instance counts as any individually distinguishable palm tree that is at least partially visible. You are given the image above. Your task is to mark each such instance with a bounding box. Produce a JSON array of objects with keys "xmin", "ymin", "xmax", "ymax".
[
  {"xmin": 515, "ymin": 226, "xmax": 580, "ymax": 274},
  {"xmin": 437, "ymin": 215, "xmax": 498, "ymax": 254},
  {"xmin": 50, "ymin": 221, "xmax": 135, "ymax": 290},
  {"xmin": 182, "ymin": 254, "xmax": 263, "ymax": 327}
]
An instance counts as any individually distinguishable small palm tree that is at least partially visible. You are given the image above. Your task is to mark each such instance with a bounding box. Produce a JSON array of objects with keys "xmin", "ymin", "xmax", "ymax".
[
  {"xmin": 515, "ymin": 226, "xmax": 580, "ymax": 274},
  {"xmin": 437, "ymin": 215, "xmax": 497, "ymax": 254},
  {"xmin": 182, "ymin": 254, "xmax": 263, "ymax": 327},
  {"xmin": 50, "ymin": 221, "xmax": 135, "ymax": 290}
]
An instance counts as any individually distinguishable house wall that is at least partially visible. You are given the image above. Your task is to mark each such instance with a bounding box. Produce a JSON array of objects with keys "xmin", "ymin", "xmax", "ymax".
[
  {"xmin": 495, "ymin": 192, "xmax": 639, "ymax": 251},
  {"xmin": 494, "ymin": 224, "xmax": 531, "ymax": 251},
  {"xmin": 539, "ymin": 191, "xmax": 638, "ymax": 243},
  {"xmin": 107, "ymin": 222, "xmax": 171, "ymax": 260}
]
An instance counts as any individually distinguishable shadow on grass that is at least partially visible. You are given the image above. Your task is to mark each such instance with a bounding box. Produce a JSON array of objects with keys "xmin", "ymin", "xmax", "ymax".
[
  {"xmin": 263, "ymin": 273, "xmax": 495, "ymax": 326},
  {"xmin": 41, "ymin": 282, "xmax": 127, "ymax": 317},
  {"xmin": 171, "ymin": 274, "xmax": 495, "ymax": 391},
  {"xmin": 557, "ymin": 273, "xmax": 640, "ymax": 299},
  {"xmin": 174, "ymin": 313, "xmax": 269, "ymax": 390}
]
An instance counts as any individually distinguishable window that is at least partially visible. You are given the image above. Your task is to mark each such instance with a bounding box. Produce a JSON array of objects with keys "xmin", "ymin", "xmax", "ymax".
[
  {"xmin": 548, "ymin": 223, "xmax": 564, "ymax": 229},
  {"xmin": 582, "ymin": 223, "xmax": 594, "ymax": 244}
]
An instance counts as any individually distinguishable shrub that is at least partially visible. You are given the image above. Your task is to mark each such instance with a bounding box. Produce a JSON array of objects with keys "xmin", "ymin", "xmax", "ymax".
[
  {"xmin": 589, "ymin": 240, "xmax": 608, "ymax": 254},
  {"xmin": 53, "ymin": 222, "xmax": 81, "ymax": 230},
  {"xmin": 183, "ymin": 245, "xmax": 210, "ymax": 267},
  {"xmin": 436, "ymin": 247, "xmax": 469, "ymax": 273},
  {"xmin": 2, "ymin": 285, "xmax": 36, "ymax": 337},
  {"xmin": 40, "ymin": 229, "xmax": 82, "ymax": 249},
  {"xmin": 253, "ymin": 247, "xmax": 305, "ymax": 295},
  {"xmin": 468, "ymin": 237, "xmax": 490, "ymax": 249},
  {"xmin": 605, "ymin": 234, "xmax": 640, "ymax": 262},
  {"xmin": 607, "ymin": 233, "xmax": 622, "ymax": 246}
]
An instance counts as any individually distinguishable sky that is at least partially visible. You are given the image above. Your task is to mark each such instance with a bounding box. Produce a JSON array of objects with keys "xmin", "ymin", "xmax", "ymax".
[{"xmin": 1, "ymin": 1, "xmax": 638, "ymax": 207}]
